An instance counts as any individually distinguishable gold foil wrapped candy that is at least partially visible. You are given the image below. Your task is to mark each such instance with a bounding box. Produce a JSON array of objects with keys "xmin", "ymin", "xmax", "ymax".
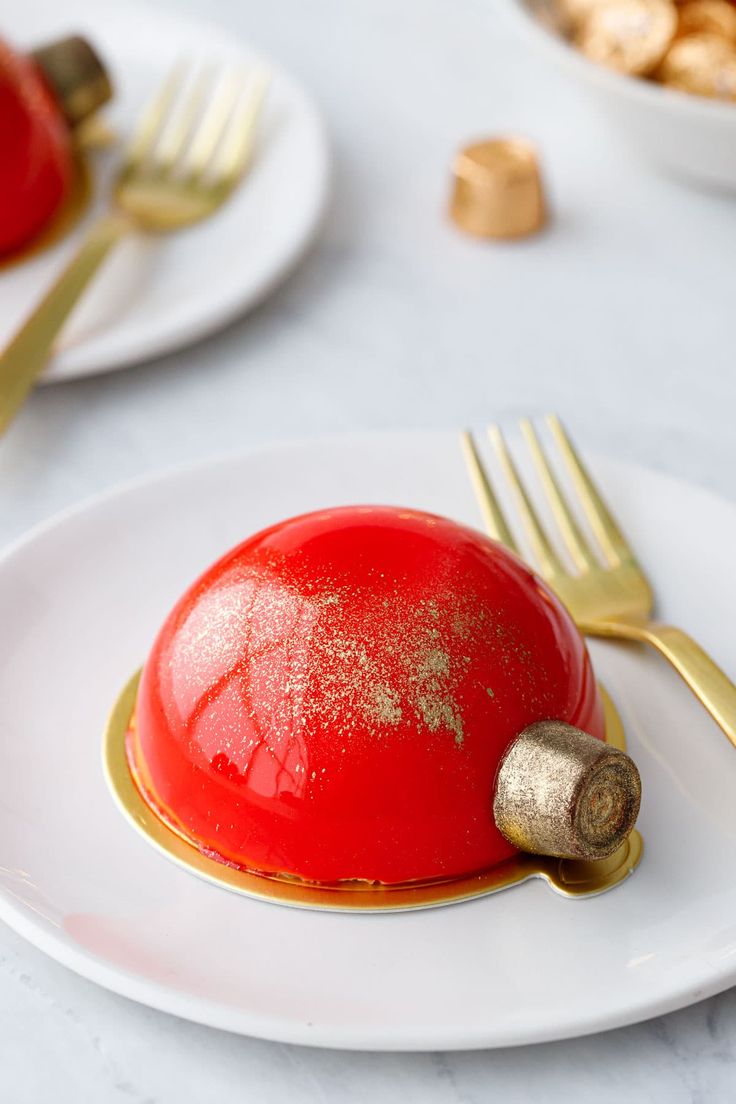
[
  {"xmin": 556, "ymin": 0, "xmax": 611, "ymax": 30},
  {"xmin": 676, "ymin": 0, "xmax": 736, "ymax": 42},
  {"xmin": 658, "ymin": 31, "xmax": 736, "ymax": 97},
  {"xmin": 449, "ymin": 138, "xmax": 546, "ymax": 239},
  {"xmin": 558, "ymin": 0, "xmax": 736, "ymax": 100},
  {"xmin": 575, "ymin": 0, "xmax": 677, "ymax": 76}
]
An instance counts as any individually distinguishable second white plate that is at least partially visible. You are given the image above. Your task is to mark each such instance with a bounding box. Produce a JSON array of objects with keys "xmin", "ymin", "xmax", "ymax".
[
  {"xmin": 1, "ymin": 431, "xmax": 736, "ymax": 1049},
  {"xmin": 3, "ymin": 0, "xmax": 329, "ymax": 382}
]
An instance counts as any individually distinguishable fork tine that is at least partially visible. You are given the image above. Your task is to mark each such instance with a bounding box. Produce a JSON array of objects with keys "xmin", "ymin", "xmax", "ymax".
[
  {"xmin": 460, "ymin": 431, "xmax": 518, "ymax": 552},
  {"xmin": 520, "ymin": 418, "xmax": 598, "ymax": 573},
  {"xmin": 154, "ymin": 66, "xmax": 216, "ymax": 171},
  {"xmin": 488, "ymin": 425, "xmax": 564, "ymax": 578},
  {"xmin": 183, "ymin": 71, "xmax": 242, "ymax": 176},
  {"xmin": 210, "ymin": 67, "xmax": 270, "ymax": 189},
  {"xmin": 123, "ymin": 62, "xmax": 187, "ymax": 172},
  {"xmin": 546, "ymin": 414, "xmax": 634, "ymax": 567}
]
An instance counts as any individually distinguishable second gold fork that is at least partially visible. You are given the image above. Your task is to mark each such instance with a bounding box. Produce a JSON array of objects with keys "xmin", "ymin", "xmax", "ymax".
[
  {"xmin": 463, "ymin": 415, "xmax": 736, "ymax": 751},
  {"xmin": 0, "ymin": 61, "xmax": 269, "ymax": 435}
]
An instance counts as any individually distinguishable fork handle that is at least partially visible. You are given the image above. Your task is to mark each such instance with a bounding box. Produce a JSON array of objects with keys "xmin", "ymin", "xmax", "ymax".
[
  {"xmin": 593, "ymin": 620, "xmax": 736, "ymax": 751},
  {"xmin": 0, "ymin": 212, "xmax": 133, "ymax": 435}
]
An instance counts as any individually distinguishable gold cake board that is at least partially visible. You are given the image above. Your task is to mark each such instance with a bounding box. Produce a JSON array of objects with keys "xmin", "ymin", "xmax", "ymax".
[{"xmin": 103, "ymin": 671, "xmax": 643, "ymax": 911}]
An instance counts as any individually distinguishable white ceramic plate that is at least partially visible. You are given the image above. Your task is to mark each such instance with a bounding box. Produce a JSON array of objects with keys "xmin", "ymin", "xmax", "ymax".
[
  {"xmin": 2, "ymin": 431, "xmax": 736, "ymax": 1050},
  {"xmin": 2, "ymin": 0, "xmax": 329, "ymax": 382}
]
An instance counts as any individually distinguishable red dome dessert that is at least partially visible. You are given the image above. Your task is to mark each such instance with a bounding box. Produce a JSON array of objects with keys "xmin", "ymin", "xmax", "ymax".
[
  {"xmin": 0, "ymin": 36, "xmax": 111, "ymax": 256},
  {"xmin": 126, "ymin": 505, "xmax": 637, "ymax": 887}
]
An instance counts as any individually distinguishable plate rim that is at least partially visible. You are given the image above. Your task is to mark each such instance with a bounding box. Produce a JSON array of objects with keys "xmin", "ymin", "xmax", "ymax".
[
  {"xmin": 0, "ymin": 848, "xmax": 724, "ymax": 1051},
  {"xmin": 3, "ymin": 428, "xmax": 735, "ymax": 572}
]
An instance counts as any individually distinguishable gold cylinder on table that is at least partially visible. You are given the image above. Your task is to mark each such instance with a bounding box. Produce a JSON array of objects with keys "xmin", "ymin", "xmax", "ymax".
[{"xmin": 449, "ymin": 138, "xmax": 546, "ymax": 240}]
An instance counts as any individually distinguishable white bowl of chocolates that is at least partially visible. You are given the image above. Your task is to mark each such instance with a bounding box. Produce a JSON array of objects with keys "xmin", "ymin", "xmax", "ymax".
[{"xmin": 505, "ymin": 0, "xmax": 736, "ymax": 190}]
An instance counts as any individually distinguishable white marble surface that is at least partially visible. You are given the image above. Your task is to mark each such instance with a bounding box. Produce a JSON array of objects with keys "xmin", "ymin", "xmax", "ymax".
[{"xmin": 2, "ymin": 0, "xmax": 736, "ymax": 1098}]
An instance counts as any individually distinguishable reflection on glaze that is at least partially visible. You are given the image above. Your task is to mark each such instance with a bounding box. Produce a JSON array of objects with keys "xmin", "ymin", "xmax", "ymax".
[{"xmin": 130, "ymin": 506, "xmax": 604, "ymax": 884}]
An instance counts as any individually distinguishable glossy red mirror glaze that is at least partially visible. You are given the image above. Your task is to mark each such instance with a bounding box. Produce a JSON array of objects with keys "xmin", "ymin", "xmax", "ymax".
[
  {"xmin": 129, "ymin": 506, "xmax": 605, "ymax": 885},
  {"xmin": 0, "ymin": 39, "xmax": 73, "ymax": 256}
]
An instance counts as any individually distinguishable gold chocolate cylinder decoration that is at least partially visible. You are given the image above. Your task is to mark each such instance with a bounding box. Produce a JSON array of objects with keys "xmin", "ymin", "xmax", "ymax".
[
  {"xmin": 493, "ymin": 720, "xmax": 641, "ymax": 860},
  {"xmin": 32, "ymin": 35, "xmax": 113, "ymax": 127},
  {"xmin": 450, "ymin": 139, "xmax": 546, "ymax": 240},
  {"xmin": 575, "ymin": 0, "xmax": 678, "ymax": 76}
]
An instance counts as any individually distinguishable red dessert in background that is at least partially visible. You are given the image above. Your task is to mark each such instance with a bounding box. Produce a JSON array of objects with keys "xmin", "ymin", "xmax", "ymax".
[
  {"xmin": 127, "ymin": 506, "xmax": 605, "ymax": 885},
  {"xmin": 0, "ymin": 35, "xmax": 111, "ymax": 257}
]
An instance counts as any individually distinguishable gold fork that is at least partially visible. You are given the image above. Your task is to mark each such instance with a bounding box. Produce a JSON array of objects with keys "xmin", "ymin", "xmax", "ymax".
[
  {"xmin": 463, "ymin": 415, "xmax": 736, "ymax": 750},
  {"xmin": 0, "ymin": 62, "xmax": 269, "ymax": 434}
]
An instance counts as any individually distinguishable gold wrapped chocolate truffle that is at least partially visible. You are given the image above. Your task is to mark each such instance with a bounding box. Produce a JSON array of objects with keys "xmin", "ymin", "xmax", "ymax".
[
  {"xmin": 556, "ymin": 0, "xmax": 736, "ymax": 101},
  {"xmin": 493, "ymin": 720, "xmax": 642, "ymax": 860},
  {"xmin": 657, "ymin": 31, "xmax": 736, "ymax": 98},
  {"xmin": 449, "ymin": 138, "xmax": 546, "ymax": 240},
  {"xmin": 575, "ymin": 0, "xmax": 677, "ymax": 76},
  {"xmin": 556, "ymin": 0, "xmax": 610, "ymax": 31},
  {"xmin": 676, "ymin": 0, "xmax": 736, "ymax": 42}
]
